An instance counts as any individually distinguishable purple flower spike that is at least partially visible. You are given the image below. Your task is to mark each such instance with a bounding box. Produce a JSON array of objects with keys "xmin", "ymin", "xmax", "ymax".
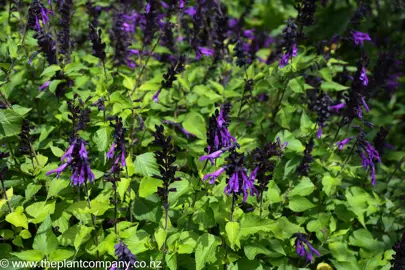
[
  {"xmin": 121, "ymin": 151, "xmax": 126, "ymax": 167},
  {"xmin": 107, "ymin": 143, "xmax": 116, "ymax": 159},
  {"xmin": 146, "ymin": 2, "xmax": 151, "ymax": 14},
  {"xmin": 203, "ymin": 167, "xmax": 225, "ymax": 184},
  {"xmin": 179, "ymin": 0, "xmax": 184, "ymax": 8},
  {"xmin": 185, "ymin": 7, "xmax": 196, "ymax": 16},
  {"xmin": 46, "ymin": 163, "xmax": 69, "ymax": 178},
  {"xmin": 330, "ymin": 103, "xmax": 345, "ymax": 112},
  {"xmin": 295, "ymin": 233, "xmax": 320, "ymax": 263},
  {"xmin": 35, "ymin": 16, "xmax": 41, "ymax": 31},
  {"xmin": 360, "ymin": 67, "xmax": 368, "ymax": 86},
  {"xmin": 61, "ymin": 143, "xmax": 75, "ymax": 162},
  {"xmin": 361, "ymin": 97, "xmax": 369, "ymax": 112},
  {"xmin": 351, "ymin": 31, "xmax": 371, "ymax": 46},
  {"xmin": 200, "ymin": 150, "xmax": 223, "ymax": 165},
  {"xmin": 79, "ymin": 142, "xmax": 88, "ymax": 159},
  {"xmin": 39, "ymin": 81, "xmax": 51, "ymax": 91},
  {"xmin": 152, "ymin": 89, "xmax": 161, "ymax": 103},
  {"xmin": 317, "ymin": 126, "xmax": 323, "ymax": 139},
  {"xmin": 336, "ymin": 137, "xmax": 353, "ymax": 150},
  {"xmin": 197, "ymin": 47, "xmax": 214, "ymax": 59}
]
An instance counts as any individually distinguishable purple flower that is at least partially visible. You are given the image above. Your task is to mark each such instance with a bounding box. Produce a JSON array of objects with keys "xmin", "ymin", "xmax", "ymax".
[
  {"xmin": 185, "ymin": 7, "xmax": 196, "ymax": 16},
  {"xmin": 179, "ymin": 0, "xmax": 184, "ymax": 9},
  {"xmin": 361, "ymin": 97, "xmax": 369, "ymax": 113},
  {"xmin": 295, "ymin": 234, "xmax": 320, "ymax": 263},
  {"xmin": 47, "ymin": 138, "xmax": 95, "ymax": 186},
  {"xmin": 200, "ymin": 150, "xmax": 223, "ymax": 165},
  {"xmin": 146, "ymin": 2, "xmax": 151, "ymax": 14},
  {"xmin": 106, "ymin": 117, "xmax": 127, "ymax": 173},
  {"xmin": 317, "ymin": 126, "xmax": 323, "ymax": 139},
  {"xmin": 39, "ymin": 80, "xmax": 51, "ymax": 91},
  {"xmin": 336, "ymin": 137, "xmax": 353, "ymax": 150},
  {"xmin": 203, "ymin": 167, "xmax": 225, "ymax": 184},
  {"xmin": 351, "ymin": 31, "xmax": 371, "ymax": 46},
  {"xmin": 358, "ymin": 140, "xmax": 381, "ymax": 185},
  {"xmin": 359, "ymin": 67, "xmax": 368, "ymax": 86},
  {"xmin": 61, "ymin": 143, "xmax": 75, "ymax": 162},
  {"xmin": 46, "ymin": 163, "xmax": 69, "ymax": 178},
  {"xmin": 329, "ymin": 103, "xmax": 345, "ymax": 112},
  {"xmin": 152, "ymin": 89, "xmax": 161, "ymax": 103},
  {"xmin": 107, "ymin": 143, "xmax": 116, "ymax": 159},
  {"xmin": 197, "ymin": 47, "xmax": 214, "ymax": 59}
]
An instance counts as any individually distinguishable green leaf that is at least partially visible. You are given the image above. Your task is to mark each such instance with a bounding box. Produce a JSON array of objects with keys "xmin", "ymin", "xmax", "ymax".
[
  {"xmin": 25, "ymin": 183, "xmax": 42, "ymax": 202},
  {"xmin": 6, "ymin": 206, "xmax": 28, "ymax": 229},
  {"xmin": 33, "ymin": 216, "xmax": 58, "ymax": 255},
  {"xmin": 139, "ymin": 177, "xmax": 163, "ymax": 198},
  {"xmin": 154, "ymin": 227, "xmax": 167, "ymax": 249},
  {"xmin": 49, "ymin": 249, "xmax": 75, "ymax": 261},
  {"xmin": 225, "ymin": 222, "xmax": 240, "ymax": 250},
  {"xmin": 117, "ymin": 177, "xmax": 132, "ymax": 200},
  {"xmin": 8, "ymin": 37, "xmax": 18, "ymax": 58},
  {"xmin": 47, "ymin": 178, "xmax": 70, "ymax": 200},
  {"xmin": 195, "ymin": 233, "xmax": 220, "ymax": 270},
  {"xmin": 244, "ymin": 244, "xmax": 272, "ymax": 260},
  {"xmin": 240, "ymin": 214, "xmax": 277, "ymax": 237},
  {"xmin": 25, "ymin": 201, "xmax": 56, "ymax": 223},
  {"xmin": 11, "ymin": 250, "xmax": 44, "ymax": 261},
  {"xmin": 165, "ymin": 253, "xmax": 177, "ymax": 270},
  {"xmin": 50, "ymin": 146, "xmax": 65, "ymax": 157},
  {"xmin": 124, "ymin": 230, "xmax": 151, "ymax": 255},
  {"xmin": 322, "ymin": 174, "xmax": 341, "ymax": 196},
  {"xmin": 134, "ymin": 152, "xmax": 160, "ymax": 177},
  {"xmin": 0, "ymin": 108, "xmax": 23, "ymax": 138},
  {"xmin": 182, "ymin": 112, "xmax": 206, "ymax": 140},
  {"xmin": 40, "ymin": 65, "xmax": 61, "ymax": 78},
  {"xmin": 74, "ymin": 225, "xmax": 93, "ymax": 251},
  {"xmin": 49, "ymin": 80, "xmax": 63, "ymax": 93},
  {"xmin": 288, "ymin": 177, "xmax": 315, "ymax": 197},
  {"xmin": 321, "ymin": 81, "xmax": 349, "ymax": 92},
  {"xmin": 288, "ymin": 196, "xmax": 316, "ymax": 212},
  {"xmin": 93, "ymin": 127, "xmax": 111, "ymax": 152},
  {"xmin": 287, "ymin": 76, "xmax": 311, "ymax": 93}
]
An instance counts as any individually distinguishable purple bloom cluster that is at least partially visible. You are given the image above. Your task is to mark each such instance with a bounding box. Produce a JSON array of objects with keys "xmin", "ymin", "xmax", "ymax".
[
  {"xmin": 111, "ymin": 242, "xmax": 136, "ymax": 270},
  {"xmin": 297, "ymin": 138, "xmax": 314, "ymax": 176},
  {"xmin": 106, "ymin": 117, "xmax": 127, "ymax": 174},
  {"xmin": 251, "ymin": 138, "xmax": 286, "ymax": 194},
  {"xmin": 308, "ymin": 90, "xmax": 345, "ymax": 138},
  {"xmin": 279, "ymin": 19, "xmax": 298, "ymax": 68},
  {"xmin": 351, "ymin": 31, "xmax": 371, "ymax": 46},
  {"xmin": 203, "ymin": 151, "xmax": 258, "ymax": 203},
  {"xmin": 27, "ymin": 0, "xmax": 53, "ymax": 31},
  {"xmin": 202, "ymin": 103, "xmax": 236, "ymax": 164},
  {"xmin": 358, "ymin": 137, "xmax": 381, "ymax": 186},
  {"xmin": 153, "ymin": 55, "xmax": 186, "ymax": 102},
  {"xmin": 46, "ymin": 137, "xmax": 95, "ymax": 186},
  {"xmin": 337, "ymin": 129, "xmax": 381, "ymax": 185},
  {"xmin": 111, "ymin": 7, "xmax": 138, "ymax": 68},
  {"xmin": 295, "ymin": 233, "xmax": 320, "ymax": 262}
]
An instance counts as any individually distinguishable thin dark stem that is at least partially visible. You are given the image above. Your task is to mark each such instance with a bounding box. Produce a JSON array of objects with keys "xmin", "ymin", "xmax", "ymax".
[
  {"xmin": 337, "ymin": 135, "xmax": 360, "ymax": 177},
  {"xmin": 84, "ymin": 182, "xmax": 99, "ymax": 260},
  {"xmin": 230, "ymin": 193, "xmax": 236, "ymax": 222},
  {"xmin": 259, "ymin": 191, "xmax": 264, "ymax": 218},
  {"xmin": 129, "ymin": 33, "xmax": 163, "ymax": 97},
  {"xmin": 113, "ymin": 183, "xmax": 118, "ymax": 235},
  {"xmin": 1, "ymin": 179, "xmax": 12, "ymax": 213},
  {"xmin": 388, "ymin": 157, "xmax": 405, "ymax": 182}
]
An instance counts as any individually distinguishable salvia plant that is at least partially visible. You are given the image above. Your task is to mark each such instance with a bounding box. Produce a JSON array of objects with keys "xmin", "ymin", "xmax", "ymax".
[{"xmin": 0, "ymin": 0, "xmax": 404, "ymax": 269}]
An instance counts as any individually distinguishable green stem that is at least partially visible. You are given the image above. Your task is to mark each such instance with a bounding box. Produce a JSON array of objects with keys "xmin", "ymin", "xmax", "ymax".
[
  {"xmin": 1, "ymin": 179, "xmax": 12, "ymax": 213},
  {"xmin": 84, "ymin": 182, "xmax": 99, "ymax": 260}
]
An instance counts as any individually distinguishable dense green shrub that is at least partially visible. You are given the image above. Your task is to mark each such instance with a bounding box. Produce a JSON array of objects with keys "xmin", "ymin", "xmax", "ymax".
[{"xmin": 0, "ymin": 0, "xmax": 404, "ymax": 269}]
